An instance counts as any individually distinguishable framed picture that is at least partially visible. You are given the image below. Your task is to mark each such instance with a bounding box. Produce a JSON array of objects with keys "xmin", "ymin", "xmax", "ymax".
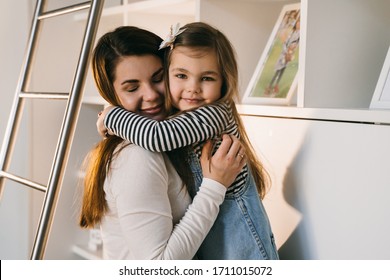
[
  {"xmin": 370, "ymin": 46, "xmax": 390, "ymax": 109},
  {"xmin": 243, "ymin": 3, "xmax": 300, "ymax": 105}
]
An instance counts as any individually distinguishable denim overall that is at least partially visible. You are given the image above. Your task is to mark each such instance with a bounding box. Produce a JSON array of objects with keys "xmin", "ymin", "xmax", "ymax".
[{"xmin": 188, "ymin": 150, "xmax": 279, "ymax": 260}]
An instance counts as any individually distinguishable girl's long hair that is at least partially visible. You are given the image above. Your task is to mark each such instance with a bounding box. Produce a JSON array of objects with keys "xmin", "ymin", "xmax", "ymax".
[
  {"xmin": 165, "ymin": 22, "xmax": 270, "ymax": 198},
  {"xmin": 79, "ymin": 26, "xmax": 165, "ymax": 228}
]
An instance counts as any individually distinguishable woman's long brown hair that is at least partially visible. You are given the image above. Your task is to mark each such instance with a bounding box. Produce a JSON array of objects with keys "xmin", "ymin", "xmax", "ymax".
[{"xmin": 79, "ymin": 26, "xmax": 166, "ymax": 228}]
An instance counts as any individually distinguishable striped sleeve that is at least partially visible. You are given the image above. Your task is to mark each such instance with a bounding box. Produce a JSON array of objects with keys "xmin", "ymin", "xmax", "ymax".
[{"xmin": 104, "ymin": 102, "xmax": 231, "ymax": 152}]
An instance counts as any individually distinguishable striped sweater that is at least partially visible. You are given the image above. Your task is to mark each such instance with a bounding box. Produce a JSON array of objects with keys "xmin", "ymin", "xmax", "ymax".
[{"xmin": 104, "ymin": 101, "xmax": 248, "ymax": 193}]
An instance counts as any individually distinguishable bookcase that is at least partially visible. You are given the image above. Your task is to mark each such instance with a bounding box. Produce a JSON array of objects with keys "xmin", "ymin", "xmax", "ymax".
[
  {"xmin": 239, "ymin": 0, "xmax": 390, "ymax": 125},
  {"xmin": 237, "ymin": 0, "xmax": 390, "ymax": 259}
]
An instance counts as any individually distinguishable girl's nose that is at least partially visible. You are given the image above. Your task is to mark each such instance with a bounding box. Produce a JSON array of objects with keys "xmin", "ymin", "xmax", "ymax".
[{"xmin": 187, "ymin": 80, "xmax": 200, "ymax": 94}]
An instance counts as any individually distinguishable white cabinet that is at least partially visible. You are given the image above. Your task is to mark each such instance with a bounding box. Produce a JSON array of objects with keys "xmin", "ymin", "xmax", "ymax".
[{"xmin": 242, "ymin": 115, "xmax": 390, "ymax": 259}]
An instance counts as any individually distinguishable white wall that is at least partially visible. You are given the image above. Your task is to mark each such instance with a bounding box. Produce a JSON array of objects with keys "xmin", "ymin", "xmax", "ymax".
[
  {"xmin": 0, "ymin": 0, "xmax": 95, "ymax": 259},
  {"xmin": 0, "ymin": 0, "xmax": 34, "ymax": 259}
]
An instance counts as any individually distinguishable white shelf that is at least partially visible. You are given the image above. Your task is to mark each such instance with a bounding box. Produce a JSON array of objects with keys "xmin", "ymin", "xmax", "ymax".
[{"xmin": 237, "ymin": 104, "xmax": 390, "ymax": 125}]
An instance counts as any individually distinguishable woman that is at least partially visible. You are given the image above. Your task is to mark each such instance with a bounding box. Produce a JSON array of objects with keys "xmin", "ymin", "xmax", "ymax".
[{"xmin": 79, "ymin": 26, "xmax": 245, "ymax": 259}]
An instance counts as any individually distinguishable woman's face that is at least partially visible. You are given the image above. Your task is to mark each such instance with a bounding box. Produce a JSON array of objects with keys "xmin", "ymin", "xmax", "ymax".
[{"xmin": 113, "ymin": 55, "xmax": 166, "ymax": 121}]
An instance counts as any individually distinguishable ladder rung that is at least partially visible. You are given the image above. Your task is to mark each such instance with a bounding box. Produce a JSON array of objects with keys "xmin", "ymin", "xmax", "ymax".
[
  {"xmin": 0, "ymin": 171, "xmax": 47, "ymax": 192},
  {"xmin": 20, "ymin": 91, "xmax": 69, "ymax": 100},
  {"xmin": 38, "ymin": 1, "xmax": 92, "ymax": 20}
]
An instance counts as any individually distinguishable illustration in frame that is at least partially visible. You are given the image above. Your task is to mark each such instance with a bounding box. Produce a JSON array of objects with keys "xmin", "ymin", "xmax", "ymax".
[
  {"xmin": 243, "ymin": 3, "xmax": 301, "ymax": 105},
  {"xmin": 370, "ymin": 45, "xmax": 390, "ymax": 109}
]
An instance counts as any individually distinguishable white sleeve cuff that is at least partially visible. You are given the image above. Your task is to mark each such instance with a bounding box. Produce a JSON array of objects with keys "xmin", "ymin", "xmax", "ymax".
[{"xmin": 201, "ymin": 178, "xmax": 227, "ymax": 196}]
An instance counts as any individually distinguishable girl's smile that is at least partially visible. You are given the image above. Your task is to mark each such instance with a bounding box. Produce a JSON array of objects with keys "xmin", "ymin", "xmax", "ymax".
[{"xmin": 168, "ymin": 46, "xmax": 222, "ymax": 111}]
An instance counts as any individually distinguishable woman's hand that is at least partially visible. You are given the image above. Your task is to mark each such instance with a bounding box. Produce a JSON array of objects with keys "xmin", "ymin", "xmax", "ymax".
[
  {"xmin": 200, "ymin": 134, "xmax": 246, "ymax": 188},
  {"xmin": 97, "ymin": 106, "xmax": 115, "ymax": 137}
]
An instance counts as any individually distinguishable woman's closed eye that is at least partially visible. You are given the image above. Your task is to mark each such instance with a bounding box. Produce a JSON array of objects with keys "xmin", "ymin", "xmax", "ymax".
[
  {"xmin": 152, "ymin": 70, "xmax": 164, "ymax": 83},
  {"xmin": 120, "ymin": 79, "xmax": 139, "ymax": 93},
  {"xmin": 125, "ymin": 85, "xmax": 139, "ymax": 93}
]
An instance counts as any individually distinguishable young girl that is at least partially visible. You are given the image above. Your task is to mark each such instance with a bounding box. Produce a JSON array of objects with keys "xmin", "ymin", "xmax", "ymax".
[{"xmin": 98, "ymin": 22, "xmax": 279, "ymax": 260}]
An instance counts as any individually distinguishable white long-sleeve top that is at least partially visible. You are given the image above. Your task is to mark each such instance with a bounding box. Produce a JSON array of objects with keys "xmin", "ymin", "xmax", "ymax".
[{"xmin": 100, "ymin": 141, "xmax": 226, "ymax": 259}]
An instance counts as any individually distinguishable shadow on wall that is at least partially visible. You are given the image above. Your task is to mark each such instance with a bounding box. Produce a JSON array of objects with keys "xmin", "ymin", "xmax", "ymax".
[{"xmin": 277, "ymin": 133, "xmax": 316, "ymax": 260}]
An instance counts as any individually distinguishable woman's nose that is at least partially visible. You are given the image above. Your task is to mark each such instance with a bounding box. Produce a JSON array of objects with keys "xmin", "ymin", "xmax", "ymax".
[{"xmin": 143, "ymin": 84, "xmax": 161, "ymax": 101}]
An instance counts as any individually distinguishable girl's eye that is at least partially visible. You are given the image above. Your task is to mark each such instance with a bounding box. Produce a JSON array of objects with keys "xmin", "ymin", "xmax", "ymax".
[{"xmin": 176, "ymin": 73, "xmax": 187, "ymax": 79}]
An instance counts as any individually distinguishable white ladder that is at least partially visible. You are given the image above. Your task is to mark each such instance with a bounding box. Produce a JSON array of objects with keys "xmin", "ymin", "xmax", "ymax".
[{"xmin": 0, "ymin": 0, "xmax": 104, "ymax": 259}]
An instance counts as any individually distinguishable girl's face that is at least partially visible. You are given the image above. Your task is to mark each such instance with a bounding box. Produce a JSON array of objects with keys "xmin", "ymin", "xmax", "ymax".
[
  {"xmin": 168, "ymin": 46, "xmax": 222, "ymax": 111},
  {"xmin": 113, "ymin": 55, "xmax": 166, "ymax": 121}
]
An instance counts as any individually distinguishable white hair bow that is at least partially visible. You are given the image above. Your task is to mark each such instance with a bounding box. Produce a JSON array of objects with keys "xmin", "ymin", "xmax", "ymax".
[{"xmin": 159, "ymin": 23, "xmax": 186, "ymax": 50}]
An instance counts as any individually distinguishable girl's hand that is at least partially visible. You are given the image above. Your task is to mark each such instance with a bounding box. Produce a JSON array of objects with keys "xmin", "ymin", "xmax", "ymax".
[
  {"xmin": 200, "ymin": 134, "xmax": 246, "ymax": 188},
  {"xmin": 97, "ymin": 106, "xmax": 115, "ymax": 138}
]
